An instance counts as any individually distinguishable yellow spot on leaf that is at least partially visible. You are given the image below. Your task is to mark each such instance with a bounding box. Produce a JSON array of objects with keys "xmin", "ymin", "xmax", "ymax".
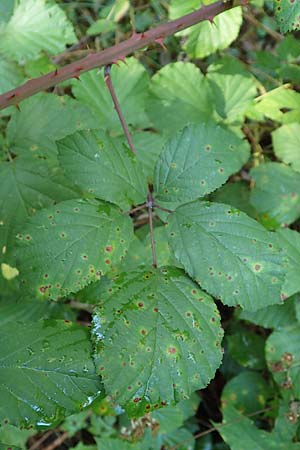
[{"xmin": 1, "ymin": 263, "xmax": 19, "ymax": 280}]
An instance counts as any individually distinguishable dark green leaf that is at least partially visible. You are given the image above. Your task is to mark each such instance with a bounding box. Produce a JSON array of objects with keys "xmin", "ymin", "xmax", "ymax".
[
  {"xmin": 16, "ymin": 199, "xmax": 133, "ymax": 300},
  {"xmin": 154, "ymin": 123, "xmax": 249, "ymax": 206},
  {"xmin": 0, "ymin": 320, "xmax": 101, "ymax": 427},
  {"xmin": 93, "ymin": 267, "xmax": 223, "ymax": 417},
  {"xmin": 168, "ymin": 201, "xmax": 286, "ymax": 310},
  {"xmin": 58, "ymin": 130, "xmax": 147, "ymax": 209}
]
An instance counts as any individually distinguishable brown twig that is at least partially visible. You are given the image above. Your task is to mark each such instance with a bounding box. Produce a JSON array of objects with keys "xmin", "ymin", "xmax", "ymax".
[
  {"xmin": 104, "ymin": 64, "xmax": 137, "ymax": 155},
  {"xmin": 147, "ymin": 186, "xmax": 158, "ymax": 269},
  {"xmin": 43, "ymin": 431, "xmax": 69, "ymax": 450},
  {"xmin": 124, "ymin": 203, "xmax": 148, "ymax": 214},
  {"xmin": 243, "ymin": 9, "xmax": 283, "ymax": 42},
  {"xmin": 28, "ymin": 430, "xmax": 53, "ymax": 450},
  {"xmin": 0, "ymin": 0, "xmax": 243, "ymax": 111}
]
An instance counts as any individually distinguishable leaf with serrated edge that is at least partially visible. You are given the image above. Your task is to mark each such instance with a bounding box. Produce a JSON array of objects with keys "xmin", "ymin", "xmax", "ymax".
[
  {"xmin": 250, "ymin": 162, "xmax": 300, "ymax": 226},
  {"xmin": 272, "ymin": 123, "xmax": 300, "ymax": 173},
  {"xmin": 167, "ymin": 201, "xmax": 285, "ymax": 311},
  {"xmin": 275, "ymin": 228, "xmax": 300, "ymax": 298},
  {"xmin": 0, "ymin": 0, "xmax": 76, "ymax": 61},
  {"xmin": 58, "ymin": 130, "xmax": 147, "ymax": 209},
  {"xmin": 154, "ymin": 123, "xmax": 249, "ymax": 206},
  {"xmin": 0, "ymin": 320, "xmax": 101, "ymax": 427},
  {"xmin": 16, "ymin": 199, "xmax": 133, "ymax": 300},
  {"xmin": 92, "ymin": 266, "xmax": 223, "ymax": 417},
  {"xmin": 275, "ymin": 0, "xmax": 300, "ymax": 33},
  {"xmin": 266, "ymin": 325, "xmax": 300, "ymax": 398}
]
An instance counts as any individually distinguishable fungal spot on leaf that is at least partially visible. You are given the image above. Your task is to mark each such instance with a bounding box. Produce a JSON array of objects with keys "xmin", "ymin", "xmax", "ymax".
[
  {"xmin": 218, "ymin": 168, "xmax": 224, "ymax": 173},
  {"xmin": 254, "ymin": 264, "xmax": 262, "ymax": 272},
  {"xmin": 48, "ymin": 215, "xmax": 53, "ymax": 220},
  {"xmin": 153, "ymin": 307, "xmax": 159, "ymax": 313},
  {"xmin": 282, "ymin": 352, "xmax": 294, "ymax": 363},
  {"xmin": 186, "ymin": 311, "xmax": 192, "ymax": 317},
  {"xmin": 44, "ymin": 274, "xmax": 49, "ymax": 279},
  {"xmin": 17, "ymin": 234, "xmax": 23, "ymax": 240},
  {"xmin": 191, "ymin": 289, "xmax": 197, "ymax": 295},
  {"xmin": 74, "ymin": 207, "xmax": 80, "ymax": 212},
  {"xmin": 60, "ymin": 232, "xmax": 66, "ymax": 238},
  {"xmin": 170, "ymin": 162, "xmax": 177, "ymax": 169},
  {"xmin": 39, "ymin": 286, "xmax": 47, "ymax": 294},
  {"xmin": 133, "ymin": 397, "xmax": 141, "ymax": 403},
  {"xmin": 105, "ymin": 259, "xmax": 111, "ymax": 265},
  {"xmin": 56, "ymin": 210, "xmax": 61, "ymax": 214},
  {"xmin": 205, "ymin": 144, "xmax": 212, "ymax": 151},
  {"xmin": 81, "ymin": 254, "xmax": 88, "ymax": 261},
  {"xmin": 138, "ymin": 302, "xmax": 144, "ymax": 308},
  {"xmin": 25, "ymin": 235, "xmax": 32, "ymax": 241},
  {"xmin": 105, "ymin": 246, "xmax": 113, "ymax": 252},
  {"xmin": 167, "ymin": 346, "xmax": 177, "ymax": 354},
  {"xmin": 140, "ymin": 329, "xmax": 147, "ymax": 335},
  {"xmin": 281, "ymin": 293, "xmax": 287, "ymax": 301},
  {"xmin": 127, "ymin": 386, "xmax": 132, "ymax": 390}
]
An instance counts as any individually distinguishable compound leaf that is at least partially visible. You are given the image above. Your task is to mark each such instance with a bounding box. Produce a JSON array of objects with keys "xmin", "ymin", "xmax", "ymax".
[
  {"xmin": 154, "ymin": 123, "xmax": 249, "ymax": 206},
  {"xmin": 16, "ymin": 199, "xmax": 133, "ymax": 300},
  {"xmin": 0, "ymin": 320, "xmax": 101, "ymax": 427},
  {"xmin": 92, "ymin": 266, "xmax": 223, "ymax": 417},
  {"xmin": 168, "ymin": 201, "xmax": 286, "ymax": 311},
  {"xmin": 58, "ymin": 130, "xmax": 147, "ymax": 210},
  {"xmin": 274, "ymin": 0, "xmax": 300, "ymax": 33},
  {"xmin": 0, "ymin": 0, "xmax": 77, "ymax": 61},
  {"xmin": 250, "ymin": 162, "xmax": 300, "ymax": 226}
]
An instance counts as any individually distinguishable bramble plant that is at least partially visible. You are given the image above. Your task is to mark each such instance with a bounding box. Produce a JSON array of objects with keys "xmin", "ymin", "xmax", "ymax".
[{"xmin": 1, "ymin": 1, "xmax": 300, "ymax": 449}]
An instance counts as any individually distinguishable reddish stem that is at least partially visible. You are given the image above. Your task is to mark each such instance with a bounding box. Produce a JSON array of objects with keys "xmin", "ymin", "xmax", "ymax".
[{"xmin": 0, "ymin": 0, "xmax": 242, "ymax": 111}]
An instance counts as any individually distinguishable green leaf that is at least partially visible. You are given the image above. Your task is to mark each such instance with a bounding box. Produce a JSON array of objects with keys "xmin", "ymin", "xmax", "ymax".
[
  {"xmin": 218, "ymin": 405, "xmax": 300, "ymax": 450},
  {"xmin": 0, "ymin": 0, "xmax": 14, "ymax": 23},
  {"xmin": 58, "ymin": 130, "xmax": 147, "ymax": 209},
  {"xmin": 266, "ymin": 325, "xmax": 300, "ymax": 398},
  {"xmin": 252, "ymin": 86, "xmax": 300, "ymax": 123},
  {"xmin": 239, "ymin": 296, "xmax": 298, "ymax": 330},
  {"xmin": 0, "ymin": 424, "xmax": 35, "ymax": 450},
  {"xmin": 222, "ymin": 371, "xmax": 272, "ymax": 414},
  {"xmin": 0, "ymin": 320, "xmax": 101, "ymax": 427},
  {"xmin": 169, "ymin": 1, "xmax": 242, "ymax": 58},
  {"xmin": 0, "ymin": 0, "xmax": 77, "ymax": 61},
  {"xmin": 206, "ymin": 57, "xmax": 257, "ymax": 122},
  {"xmin": 0, "ymin": 155, "xmax": 78, "ymax": 264},
  {"xmin": 272, "ymin": 123, "xmax": 300, "ymax": 173},
  {"xmin": 93, "ymin": 266, "xmax": 223, "ymax": 417},
  {"xmin": 147, "ymin": 62, "xmax": 212, "ymax": 135},
  {"xmin": 0, "ymin": 59, "xmax": 24, "ymax": 96},
  {"xmin": 154, "ymin": 123, "xmax": 250, "ymax": 206},
  {"xmin": 133, "ymin": 132, "xmax": 166, "ymax": 182},
  {"xmin": 168, "ymin": 201, "xmax": 286, "ymax": 311},
  {"xmin": 210, "ymin": 181, "xmax": 257, "ymax": 218},
  {"xmin": 274, "ymin": 0, "xmax": 300, "ymax": 33},
  {"xmin": 275, "ymin": 228, "xmax": 300, "ymax": 298},
  {"xmin": 7, "ymin": 93, "xmax": 98, "ymax": 157},
  {"xmin": 250, "ymin": 163, "xmax": 300, "ymax": 226},
  {"xmin": 227, "ymin": 327, "xmax": 266, "ymax": 370},
  {"xmin": 16, "ymin": 199, "xmax": 133, "ymax": 300},
  {"xmin": 72, "ymin": 58, "xmax": 150, "ymax": 132},
  {"xmin": 95, "ymin": 438, "xmax": 141, "ymax": 450}
]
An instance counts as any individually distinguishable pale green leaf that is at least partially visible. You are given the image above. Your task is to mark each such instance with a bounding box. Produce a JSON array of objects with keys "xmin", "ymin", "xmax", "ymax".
[
  {"xmin": 7, "ymin": 93, "xmax": 98, "ymax": 157},
  {"xmin": 0, "ymin": 0, "xmax": 14, "ymax": 23},
  {"xmin": 239, "ymin": 296, "xmax": 297, "ymax": 329},
  {"xmin": 168, "ymin": 201, "xmax": 285, "ymax": 311},
  {"xmin": 169, "ymin": 0, "xmax": 242, "ymax": 58},
  {"xmin": 0, "ymin": 0, "xmax": 77, "ymax": 61},
  {"xmin": 266, "ymin": 325, "xmax": 300, "ymax": 398},
  {"xmin": 154, "ymin": 123, "xmax": 250, "ymax": 206},
  {"xmin": 253, "ymin": 86, "xmax": 300, "ymax": 123},
  {"xmin": 147, "ymin": 62, "xmax": 212, "ymax": 135},
  {"xmin": 274, "ymin": 0, "xmax": 300, "ymax": 33},
  {"xmin": 272, "ymin": 123, "xmax": 300, "ymax": 173},
  {"xmin": 207, "ymin": 57, "xmax": 257, "ymax": 122},
  {"xmin": 250, "ymin": 163, "xmax": 300, "ymax": 226},
  {"xmin": 218, "ymin": 405, "xmax": 300, "ymax": 450},
  {"xmin": 0, "ymin": 59, "xmax": 24, "ymax": 95},
  {"xmin": 72, "ymin": 58, "xmax": 149, "ymax": 132},
  {"xmin": 183, "ymin": 8, "xmax": 243, "ymax": 58},
  {"xmin": 0, "ymin": 320, "xmax": 101, "ymax": 427},
  {"xmin": 16, "ymin": 199, "xmax": 133, "ymax": 300},
  {"xmin": 93, "ymin": 267, "xmax": 223, "ymax": 417},
  {"xmin": 58, "ymin": 130, "xmax": 147, "ymax": 209},
  {"xmin": 0, "ymin": 155, "xmax": 79, "ymax": 263}
]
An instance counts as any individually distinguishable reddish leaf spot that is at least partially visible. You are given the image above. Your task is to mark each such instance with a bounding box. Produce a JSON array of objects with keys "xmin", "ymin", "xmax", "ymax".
[
  {"xmin": 105, "ymin": 246, "xmax": 113, "ymax": 252},
  {"xmin": 254, "ymin": 264, "xmax": 261, "ymax": 271},
  {"xmin": 153, "ymin": 307, "xmax": 159, "ymax": 312},
  {"xmin": 105, "ymin": 259, "xmax": 111, "ymax": 265},
  {"xmin": 168, "ymin": 347, "xmax": 177, "ymax": 354},
  {"xmin": 138, "ymin": 302, "xmax": 144, "ymax": 308},
  {"xmin": 133, "ymin": 397, "xmax": 141, "ymax": 403}
]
